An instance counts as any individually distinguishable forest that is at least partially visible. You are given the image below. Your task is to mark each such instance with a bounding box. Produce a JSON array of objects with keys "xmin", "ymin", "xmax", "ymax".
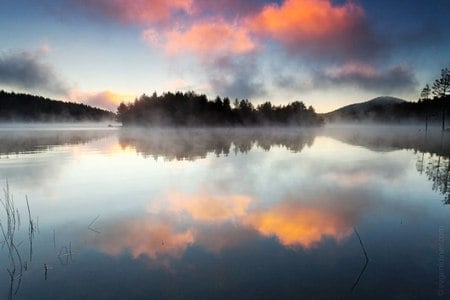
[
  {"xmin": 0, "ymin": 90, "xmax": 114, "ymax": 122},
  {"xmin": 117, "ymin": 92, "xmax": 323, "ymax": 127}
]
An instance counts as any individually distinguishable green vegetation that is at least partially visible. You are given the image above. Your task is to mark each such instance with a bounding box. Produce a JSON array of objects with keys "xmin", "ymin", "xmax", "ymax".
[
  {"xmin": 0, "ymin": 90, "xmax": 115, "ymax": 122},
  {"xmin": 117, "ymin": 92, "xmax": 323, "ymax": 127}
]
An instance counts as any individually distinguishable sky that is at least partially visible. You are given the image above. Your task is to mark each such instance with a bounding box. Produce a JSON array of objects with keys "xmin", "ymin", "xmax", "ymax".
[{"xmin": 0, "ymin": 0, "xmax": 449, "ymax": 113}]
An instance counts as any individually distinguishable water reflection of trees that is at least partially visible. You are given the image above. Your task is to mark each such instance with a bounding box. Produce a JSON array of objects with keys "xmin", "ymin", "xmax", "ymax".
[
  {"xmin": 420, "ymin": 153, "xmax": 450, "ymax": 204},
  {"xmin": 0, "ymin": 129, "xmax": 114, "ymax": 156},
  {"xmin": 118, "ymin": 128, "xmax": 317, "ymax": 161},
  {"xmin": 323, "ymin": 127, "xmax": 450, "ymax": 204},
  {"xmin": 323, "ymin": 127, "xmax": 450, "ymax": 156}
]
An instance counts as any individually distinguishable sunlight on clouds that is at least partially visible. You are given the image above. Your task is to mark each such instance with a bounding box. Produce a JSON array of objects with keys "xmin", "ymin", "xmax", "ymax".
[
  {"xmin": 249, "ymin": 0, "xmax": 364, "ymax": 43},
  {"xmin": 163, "ymin": 21, "xmax": 257, "ymax": 57}
]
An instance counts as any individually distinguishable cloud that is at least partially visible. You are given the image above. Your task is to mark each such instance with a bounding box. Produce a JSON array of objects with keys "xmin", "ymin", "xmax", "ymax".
[
  {"xmin": 248, "ymin": 0, "xmax": 383, "ymax": 61},
  {"xmin": 191, "ymin": 0, "xmax": 267, "ymax": 18},
  {"xmin": 320, "ymin": 62, "xmax": 418, "ymax": 92},
  {"xmin": 161, "ymin": 20, "xmax": 257, "ymax": 57},
  {"xmin": 142, "ymin": 19, "xmax": 264, "ymax": 99},
  {"xmin": 206, "ymin": 54, "xmax": 267, "ymax": 99},
  {"xmin": 71, "ymin": 0, "xmax": 193, "ymax": 24},
  {"xmin": 60, "ymin": 0, "xmax": 420, "ymax": 98},
  {"xmin": 140, "ymin": 17, "xmax": 263, "ymax": 99},
  {"xmin": 0, "ymin": 48, "xmax": 68, "ymax": 94},
  {"xmin": 69, "ymin": 89, "xmax": 135, "ymax": 111}
]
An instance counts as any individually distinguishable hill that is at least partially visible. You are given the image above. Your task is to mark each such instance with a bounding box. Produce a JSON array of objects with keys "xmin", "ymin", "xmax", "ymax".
[
  {"xmin": 323, "ymin": 96, "xmax": 407, "ymax": 122},
  {"xmin": 0, "ymin": 90, "xmax": 115, "ymax": 122}
]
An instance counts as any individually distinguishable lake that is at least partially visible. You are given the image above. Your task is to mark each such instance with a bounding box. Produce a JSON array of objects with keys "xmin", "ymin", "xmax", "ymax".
[{"xmin": 0, "ymin": 125, "xmax": 448, "ymax": 299}]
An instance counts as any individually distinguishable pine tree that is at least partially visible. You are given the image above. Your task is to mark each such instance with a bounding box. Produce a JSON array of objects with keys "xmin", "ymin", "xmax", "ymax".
[{"xmin": 432, "ymin": 68, "xmax": 450, "ymax": 98}]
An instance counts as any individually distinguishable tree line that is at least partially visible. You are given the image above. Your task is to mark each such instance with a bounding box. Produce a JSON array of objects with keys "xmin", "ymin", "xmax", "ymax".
[
  {"xmin": 117, "ymin": 91, "xmax": 323, "ymax": 127},
  {"xmin": 0, "ymin": 90, "xmax": 114, "ymax": 122},
  {"xmin": 418, "ymin": 68, "xmax": 450, "ymax": 130}
]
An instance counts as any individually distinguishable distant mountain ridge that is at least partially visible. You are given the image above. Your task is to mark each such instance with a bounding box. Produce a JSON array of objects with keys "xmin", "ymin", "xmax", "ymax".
[
  {"xmin": 0, "ymin": 90, "xmax": 115, "ymax": 122},
  {"xmin": 323, "ymin": 96, "xmax": 408, "ymax": 122}
]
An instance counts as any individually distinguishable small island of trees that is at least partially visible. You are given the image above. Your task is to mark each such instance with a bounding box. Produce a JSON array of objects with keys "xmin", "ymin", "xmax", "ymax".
[{"xmin": 117, "ymin": 92, "xmax": 323, "ymax": 127}]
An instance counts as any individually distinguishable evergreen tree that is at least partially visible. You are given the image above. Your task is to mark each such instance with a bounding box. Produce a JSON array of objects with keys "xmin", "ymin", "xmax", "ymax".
[{"xmin": 432, "ymin": 68, "xmax": 450, "ymax": 98}]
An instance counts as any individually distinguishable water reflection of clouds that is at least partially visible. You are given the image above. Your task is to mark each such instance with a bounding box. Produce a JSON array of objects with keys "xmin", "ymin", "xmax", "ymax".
[
  {"xmin": 87, "ymin": 134, "xmax": 426, "ymax": 262},
  {"xmin": 97, "ymin": 215, "xmax": 194, "ymax": 260},
  {"xmin": 244, "ymin": 203, "xmax": 353, "ymax": 248},
  {"xmin": 320, "ymin": 155, "xmax": 408, "ymax": 187},
  {"xmin": 93, "ymin": 184, "xmax": 379, "ymax": 262},
  {"xmin": 2, "ymin": 127, "xmax": 446, "ymax": 269},
  {"xmin": 161, "ymin": 192, "xmax": 252, "ymax": 222}
]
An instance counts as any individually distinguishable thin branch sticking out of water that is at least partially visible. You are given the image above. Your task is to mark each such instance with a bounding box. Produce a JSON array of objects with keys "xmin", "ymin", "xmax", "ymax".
[
  {"xmin": 88, "ymin": 215, "xmax": 101, "ymax": 234},
  {"xmin": 26, "ymin": 196, "xmax": 35, "ymax": 262},
  {"xmin": 351, "ymin": 227, "xmax": 370, "ymax": 292}
]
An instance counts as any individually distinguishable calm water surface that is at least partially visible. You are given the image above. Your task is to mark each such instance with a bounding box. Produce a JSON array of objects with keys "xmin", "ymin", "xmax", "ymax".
[{"xmin": 0, "ymin": 126, "xmax": 449, "ymax": 299}]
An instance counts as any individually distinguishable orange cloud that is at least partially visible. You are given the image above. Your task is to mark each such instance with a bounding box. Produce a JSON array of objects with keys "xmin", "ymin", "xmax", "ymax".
[
  {"xmin": 244, "ymin": 203, "xmax": 352, "ymax": 248},
  {"xmin": 165, "ymin": 192, "xmax": 252, "ymax": 222},
  {"xmin": 163, "ymin": 20, "xmax": 257, "ymax": 57},
  {"xmin": 97, "ymin": 217, "xmax": 194, "ymax": 259},
  {"xmin": 249, "ymin": 0, "xmax": 365, "ymax": 52}
]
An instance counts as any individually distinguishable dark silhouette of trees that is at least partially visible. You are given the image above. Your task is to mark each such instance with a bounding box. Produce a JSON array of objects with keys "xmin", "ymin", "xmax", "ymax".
[
  {"xmin": 327, "ymin": 68, "xmax": 449, "ymax": 127},
  {"xmin": 420, "ymin": 84, "xmax": 431, "ymax": 100},
  {"xmin": 0, "ymin": 130, "xmax": 113, "ymax": 155},
  {"xmin": 0, "ymin": 90, "xmax": 114, "ymax": 122},
  {"xmin": 118, "ymin": 128, "xmax": 317, "ymax": 161},
  {"xmin": 423, "ymin": 154, "xmax": 450, "ymax": 205},
  {"xmin": 116, "ymin": 91, "xmax": 323, "ymax": 127},
  {"xmin": 424, "ymin": 68, "xmax": 450, "ymax": 130},
  {"xmin": 432, "ymin": 68, "xmax": 450, "ymax": 98}
]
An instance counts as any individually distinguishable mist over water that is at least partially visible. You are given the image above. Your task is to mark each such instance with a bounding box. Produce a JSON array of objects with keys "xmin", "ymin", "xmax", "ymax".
[{"xmin": 0, "ymin": 125, "xmax": 448, "ymax": 299}]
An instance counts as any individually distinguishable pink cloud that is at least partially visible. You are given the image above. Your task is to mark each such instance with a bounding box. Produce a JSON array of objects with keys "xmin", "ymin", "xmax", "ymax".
[
  {"xmin": 325, "ymin": 62, "xmax": 378, "ymax": 79},
  {"xmin": 74, "ymin": 0, "xmax": 192, "ymax": 24},
  {"xmin": 162, "ymin": 20, "xmax": 257, "ymax": 58},
  {"xmin": 96, "ymin": 217, "xmax": 194, "ymax": 259},
  {"xmin": 191, "ymin": 0, "xmax": 266, "ymax": 18},
  {"xmin": 320, "ymin": 63, "xmax": 417, "ymax": 92}
]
